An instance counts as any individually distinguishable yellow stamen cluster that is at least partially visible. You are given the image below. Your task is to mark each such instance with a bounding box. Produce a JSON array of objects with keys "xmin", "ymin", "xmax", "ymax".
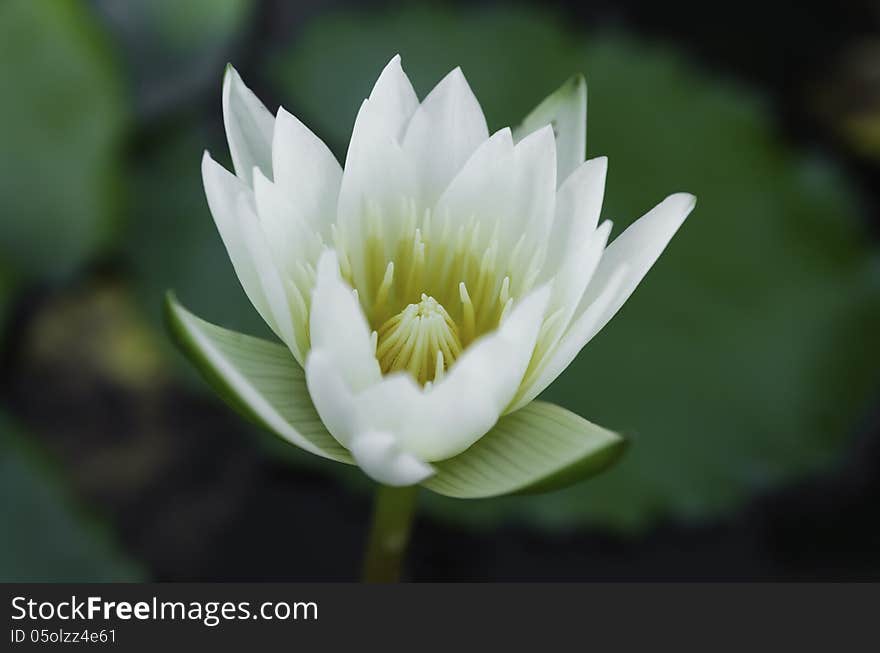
[{"xmin": 375, "ymin": 294, "xmax": 462, "ymax": 385}]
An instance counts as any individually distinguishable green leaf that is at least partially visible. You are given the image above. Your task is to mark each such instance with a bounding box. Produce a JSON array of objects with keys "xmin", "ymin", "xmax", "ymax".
[
  {"xmin": 272, "ymin": 5, "xmax": 880, "ymax": 532},
  {"xmin": 164, "ymin": 292, "xmax": 352, "ymax": 464},
  {"xmin": 0, "ymin": 0, "xmax": 127, "ymax": 278},
  {"xmin": 513, "ymin": 74, "xmax": 587, "ymax": 182},
  {"xmin": 425, "ymin": 401, "xmax": 625, "ymax": 498},
  {"xmin": 0, "ymin": 414, "xmax": 143, "ymax": 582}
]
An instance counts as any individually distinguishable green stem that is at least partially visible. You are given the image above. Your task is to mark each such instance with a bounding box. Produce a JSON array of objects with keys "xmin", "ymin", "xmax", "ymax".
[{"xmin": 361, "ymin": 484, "xmax": 419, "ymax": 583}]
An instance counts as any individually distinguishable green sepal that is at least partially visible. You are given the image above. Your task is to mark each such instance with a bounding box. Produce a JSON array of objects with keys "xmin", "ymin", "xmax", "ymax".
[
  {"xmin": 425, "ymin": 401, "xmax": 626, "ymax": 498},
  {"xmin": 513, "ymin": 74, "xmax": 587, "ymax": 182},
  {"xmin": 164, "ymin": 292, "xmax": 352, "ymax": 463}
]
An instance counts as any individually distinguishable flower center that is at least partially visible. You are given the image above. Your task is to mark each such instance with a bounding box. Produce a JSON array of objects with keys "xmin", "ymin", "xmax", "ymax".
[{"xmin": 376, "ymin": 294, "xmax": 463, "ymax": 385}]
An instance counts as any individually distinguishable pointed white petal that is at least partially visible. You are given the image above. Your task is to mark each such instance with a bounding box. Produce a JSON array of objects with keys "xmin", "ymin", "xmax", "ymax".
[
  {"xmin": 338, "ymin": 97, "xmax": 417, "ymax": 217},
  {"xmin": 514, "ymin": 75, "xmax": 587, "ymax": 183},
  {"xmin": 202, "ymin": 152, "xmax": 299, "ymax": 357},
  {"xmin": 272, "ymin": 107, "xmax": 342, "ymax": 239},
  {"xmin": 252, "ymin": 167, "xmax": 322, "ymax": 274},
  {"xmin": 436, "ymin": 126, "xmax": 556, "ymax": 253},
  {"xmin": 402, "ymin": 67, "xmax": 489, "ymax": 205},
  {"xmin": 350, "ymin": 285, "xmax": 551, "ymax": 461},
  {"xmin": 511, "ymin": 192, "xmax": 696, "ymax": 409},
  {"xmin": 361, "ymin": 54, "xmax": 420, "ymax": 142},
  {"xmin": 251, "ymin": 169, "xmax": 316, "ymax": 355},
  {"xmin": 509, "ymin": 125, "xmax": 558, "ymax": 242},
  {"xmin": 304, "ymin": 349, "xmax": 358, "ymax": 447},
  {"xmin": 339, "ymin": 54, "xmax": 420, "ymax": 210},
  {"xmin": 508, "ymin": 265, "xmax": 628, "ymax": 412},
  {"xmin": 336, "ymin": 100, "xmax": 417, "ymax": 293},
  {"xmin": 222, "ymin": 66, "xmax": 274, "ymax": 187},
  {"xmin": 350, "ymin": 430, "xmax": 435, "ymax": 486},
  {"xmin": 572, "ymin": 192, "xmax": 697, "ymax": 326},
  {"xmin": 309, "ymin": 250, "xmax": 381, "ymax": 393},
  {"xmin": 234, "ymin": 194, "xmax": 300, "ymax": 357},
  {"xmin": 336, "ymin": 58, "xmax": 422, "ymax": 290},
  {"xmin": 538, "ymin": 220, "xmax": 612, "ymax": 351},
  {"xmin": 434, "ymin": 127, "xmax": 515, "ymax": 216},
  {"xmin": 541, "ymin": 156, "xmax": 607, "ymax": 280},
  {"xmin": 202, "ymin": 152, "xmax": 266, "ymax": 315}
]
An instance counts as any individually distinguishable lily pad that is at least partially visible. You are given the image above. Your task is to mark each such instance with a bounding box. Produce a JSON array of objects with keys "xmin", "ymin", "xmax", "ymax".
[
  {"xmin": 270, "ymin": 5, "xmax": 880, "ymax": 532},
  {"xmin": 0, "ymin": 0, "xmax": 127, "ymax": 278},
  {"xmin": 0, "ymin": 414, "xmax": 144, "ymax": 581}
]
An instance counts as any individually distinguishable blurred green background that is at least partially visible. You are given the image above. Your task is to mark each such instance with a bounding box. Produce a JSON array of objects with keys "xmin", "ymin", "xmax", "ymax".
[{"xmin": 1, "ymin": 0, "xmax": 878, "ymax": 580}]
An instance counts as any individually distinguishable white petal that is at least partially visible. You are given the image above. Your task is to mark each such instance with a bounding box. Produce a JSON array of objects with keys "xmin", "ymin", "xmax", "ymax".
[
  {"xmin": 508, "ymin": 126, "xmax": 558, "ymax": 242},
  {"xmin": 511, "ymin": 192, "xmax": 696, "ymax": 409},
  {"xmin": 222, "ymin": 66, "xmax": 274, "ymax": 187},
  {"xmin": 306, "ymin": 353, "xmax": 434, "ymax": 485},
  {"xmin": 434, "ymin": 127, "xmax": 515, "ymax": 212},
  {"xmin": 349, "ymin": 431, "xmax": 435, "ymax": 486},
  {"xmin": 340, "ymin": 55, "xmax": 420, "ymax": 214},
  {"xmin": 345, "ymin": 372, "xmax": 425, "ymax": 451},
  {"xmin": 336, "ymin": 58, "xmax": 421, "ymax": 289},
  {"xmin": 572, "ymin": 192, "xmax": 696, "ymax": 327},
  {"xmin": 304, "ymin": 349, "xmax": 358, "ymax": 446},
  {"xmin": 436, "ymin": 126, "xmax": 556, "ymax": 254},
  {"xmin": 336, "ymin": 105, "xmax": 416, "ymax": 295},
  {"xmin": 272, "ymin": 107, "xmax": 342, "ymax": 239},
  {"xmin": 337, "ymin": 97, "xmax": 416, "ymax": 228},
  {"xmin": 506, "ymin": 220, "xmax": 608, "ymax": 416},
  {"xmin": 234, "ymin": 194, "xmax": 300, "ymax": 356},
  {"xmin": 509, "ymin": 265, "xmax": 626, "ymax": 412},
  {"xmin": 350, "ymin": 285, "xmax": 552, "ymax": 461},
  {"xmin": 360, "ymin": 54, "xmax": 420, "ymax": 142},
  {"xmin": 541, "ymin": 156, "xmax": 607, "ymax": 280},
  {"xmin": 202, "ymin": 153, "xmax": 298, "ymax": 357},
  {"xmin": 202, "ymin": 152, "xmax": 265, "ymax": 315},
  {"xmin": 252, "ymin": 168, "xmax": 321, "ymax": 274},
  {"xmin": 252, "ymin": 169, "xmax": 317, "ymax": 354},
  {"xmin": 309, "ymin": 250, "xmax": 381, "ymax": 393},
  {"xmin": 402, "ymin": 67, "xmax": 489, "ymax": 205},
  {"xmin": 537, "ymin": 220, "xmax": 612, "ymax": 352}
]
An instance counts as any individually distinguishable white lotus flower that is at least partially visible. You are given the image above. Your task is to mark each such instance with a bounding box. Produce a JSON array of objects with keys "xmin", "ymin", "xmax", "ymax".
[{"xmin": 168, "ymin": 56, "xmax": 695, "ymax": 493}]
